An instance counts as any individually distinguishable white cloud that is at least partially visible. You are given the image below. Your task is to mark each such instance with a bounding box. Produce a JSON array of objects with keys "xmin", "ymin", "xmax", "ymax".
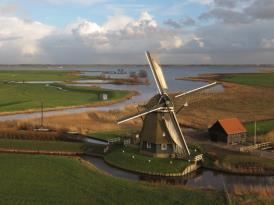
[
  {"xmin": 0, "ymin": 16, "xmax": 54, "ymax": 56},
  {"xmin": 103, "ymin": 15, "xmax": 133, "ymax": 31},
  {"xmin": 189, "ymin": 0, "xmax": 214, "ymax": 5},
  {"xmin": 261, "ymin": 38, "xmax": 274, "ymax": 49},
  {"xmin": 160, "ymin": 36, "xmax": 183, "ymax": 50}
]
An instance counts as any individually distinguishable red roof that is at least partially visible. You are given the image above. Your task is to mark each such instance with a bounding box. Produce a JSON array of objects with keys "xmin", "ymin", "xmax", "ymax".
[{"xmin": 217, "ymin": 118, "xmax": 247, "ymax": 135}]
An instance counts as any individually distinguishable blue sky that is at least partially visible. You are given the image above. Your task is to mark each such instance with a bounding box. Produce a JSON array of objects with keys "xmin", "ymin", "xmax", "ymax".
[
  {"xmin": 16, "ymin": 0, "xmax": 207, "ymax": 27},
  {"xmin": 0, "ymin": 0, "xmax": 274, "ymax": 64}
]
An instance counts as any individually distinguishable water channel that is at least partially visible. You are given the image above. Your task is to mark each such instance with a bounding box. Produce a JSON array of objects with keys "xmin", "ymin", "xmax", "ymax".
[
  {"xmin": 83, "ymin": 155, "xmax": 274, "ymax": 191},
  {"xmin": 1, "ymin": 65, "xmax": 273, "ymax": 189}
]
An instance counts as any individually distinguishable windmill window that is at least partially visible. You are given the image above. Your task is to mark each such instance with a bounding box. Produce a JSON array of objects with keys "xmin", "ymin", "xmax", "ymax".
[
  {"xmin": 147, "ymin": 142, "xmax": 151, "ymax": 149},
  {"xmin": 161, "ymin": 144, "xmax": 167, "ymax": 150}
]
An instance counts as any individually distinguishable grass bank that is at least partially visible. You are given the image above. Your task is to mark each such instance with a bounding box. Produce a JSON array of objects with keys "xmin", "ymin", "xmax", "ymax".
[
  {"xmin": 105, "ymin": 146, "xmax": 191, "ymax": 174},
  {"xmin": 221, "ymin": 73, "xmax": 274, "ymax": 87},
  {"xmin": 202, "ymin": 144, "xmax": 274, "ymax": 175},
  {"xmin": 0, "ymin": 153, "xmax": 226, "ymax": 205},
  {"xmin": 0, "ymin": 82, "xmax": 130, "ymax": 113},
  {"xmin": 0, "ymin": 139, "xmax": 85, "ymax": 152}
]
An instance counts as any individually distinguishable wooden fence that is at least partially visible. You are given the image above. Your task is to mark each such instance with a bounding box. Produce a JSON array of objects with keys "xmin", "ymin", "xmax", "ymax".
[{"xmin": 240, "ymin": 142, "xmax": 272, "ymax": 152}]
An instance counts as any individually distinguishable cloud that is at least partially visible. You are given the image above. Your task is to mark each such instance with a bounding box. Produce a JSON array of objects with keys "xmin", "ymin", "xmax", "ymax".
[
  {"xmin": 164, "ymin": 17, "xmax": 196, "ymax": 29},
  {"xmin": 1, "ymin": 5, "xmax": 274, "ymax": 64},
  {"xmin": 0, "ymin": 16, "xmax": 54, "ymax": 62},
  {"xmin": 261, "ymin": 38, "xmax": 274, "ymax": 49},
  {"xmin": 200, "ymin": 8, "xmax": 252, "ymax": 24},
  {"xmin": 163, "ymin": 19, "xmax": 181, "ymax": 29},
  {"xmin": 37, "ymin": 11, "xmax": 193, "ymax": 63},
  {"xmin": 0, "ymin": 4, "xmax": 19, "ymax": 15},
  {"xmin": 245, "ymin": 0, "xmax": 274, "ymax": 20},
  {"xmin": 200, "ymin": 0, "xmax": 274, "ymax": 24}
]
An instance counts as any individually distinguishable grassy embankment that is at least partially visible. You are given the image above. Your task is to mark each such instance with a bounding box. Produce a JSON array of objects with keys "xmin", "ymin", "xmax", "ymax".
[
  {"xmin": 0, "ymin": 153, "xmax": 227, "ymax": 205},
  {"xmin": 0, "ymin": 153, "xmax": 270, "ymax": 205},
  {"xmin": 105, "ymin": 146, "xmax": 191, "ymax": 174},
  {"xmin": 0, "ymin": 139, "xmax": 84, "ymax": 152},
  {"xmin": 202, "ymin": 144, "xmax": 274, "ymax": 175},
  {"xmin": 0, "ymin": 82, "xmax": 130, "ymax": 113}
]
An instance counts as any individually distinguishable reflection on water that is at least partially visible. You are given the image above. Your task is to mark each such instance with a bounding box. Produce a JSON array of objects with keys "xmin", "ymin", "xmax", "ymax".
[{"xmin": 83, "ymin": 156, "xmax": 274, "ymax": 191}]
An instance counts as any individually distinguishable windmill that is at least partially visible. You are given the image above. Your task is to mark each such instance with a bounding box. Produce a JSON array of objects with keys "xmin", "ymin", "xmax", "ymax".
[{"xmin": 118, "ymin": 52, "xmax": 217, "ymax": 159}]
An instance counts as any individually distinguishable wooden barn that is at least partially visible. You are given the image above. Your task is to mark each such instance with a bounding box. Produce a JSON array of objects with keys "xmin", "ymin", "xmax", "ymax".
[{"xmin": 209, "ymin": 118, "xmax": 247, "ymax": 145}]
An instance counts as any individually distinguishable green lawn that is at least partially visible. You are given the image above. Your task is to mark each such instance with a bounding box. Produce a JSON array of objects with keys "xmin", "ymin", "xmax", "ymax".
[
  {"xmin": 222, "ymin": 73, "xmax": 274, "ymax": 87},
  {"xmin": 105, "ymin": 146, "xmax": 191, "ymax": 174},
  {"xmin": 0, "ymin": 153, "xmax": 226, "ymax": 205},
  {"xmin": 0, "ymin": 70, "xmax": 93, "ymax": 81},
  {"xmin": 0, "ymin": 82, "xmax": 129, "ymax": 112},
  {"xmin": 245, "ymin": 119, "xmax": 274, "ymax": 136},
  {"xmin": 0, "ymin": 139, "xmax": 85, "ymax": 152},
  {"xmin": 88, "ymin": 129, "xmax": 138, "ymax": 141}
]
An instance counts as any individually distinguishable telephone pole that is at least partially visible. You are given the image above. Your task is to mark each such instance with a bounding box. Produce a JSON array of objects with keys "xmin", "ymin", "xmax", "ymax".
[
  {"xmin": 254, "ymin": 120, "xmax": 257, "ymax": 145},
  {"xmin": 41, "ymin": 101, "xmax": 44, "ymax": 128}
]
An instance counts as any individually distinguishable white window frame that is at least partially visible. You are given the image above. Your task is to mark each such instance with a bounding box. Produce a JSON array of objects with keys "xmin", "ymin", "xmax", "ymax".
[
  {"xmin": 146, "ymin": 142, "xmax": 151, "ymax": 149},
  {"xmin": 161, "ymin": 144, "xmax": 167, "ymax": 150}
]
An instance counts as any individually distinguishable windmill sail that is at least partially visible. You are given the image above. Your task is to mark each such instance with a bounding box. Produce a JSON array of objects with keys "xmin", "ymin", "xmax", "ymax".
[
  {"xmin": 163, "ymin": 111, "xmax": 190, "ymax": 156},
  {"xmin": 146, "ymin": 51, "xmax": 168, "ymax": 94},
  {"xmin": 175, "ymin": 82, "xmax": 217, "ymax": 98},
  {"xmin": 117, "ymin": 104, "xmax": 165, "ymax": 124}
]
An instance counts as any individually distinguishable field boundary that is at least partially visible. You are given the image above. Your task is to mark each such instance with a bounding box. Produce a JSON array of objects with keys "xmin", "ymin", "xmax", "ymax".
[{"xmin": 0, "ymin": 148, "xmax": 83, "ymax": 156}]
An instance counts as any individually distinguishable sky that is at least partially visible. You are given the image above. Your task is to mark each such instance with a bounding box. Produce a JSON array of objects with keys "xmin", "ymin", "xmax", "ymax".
[{"xmin": 0, "ymin": 0, "xmax": 274, "ymax": 64}]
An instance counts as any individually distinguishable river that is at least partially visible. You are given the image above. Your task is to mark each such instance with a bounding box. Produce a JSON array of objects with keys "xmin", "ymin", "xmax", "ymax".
[
  {"xmin": 1, "ymin": 65, "xmax": 274, "ymax": 189},
  {"xmin": 83, "ymin": 155, "xmax": 274, "ymax": 191},
  {"xmin": 1, "ymin": 65, "xmax": 273, "ymax": 121}
]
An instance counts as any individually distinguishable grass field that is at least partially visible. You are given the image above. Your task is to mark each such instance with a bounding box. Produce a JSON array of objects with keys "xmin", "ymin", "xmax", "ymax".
[
  {"xmin": 0, "ymin": 139, "xmax": 84, "ymax": 152},
  {"xmin": 105, "ymin": 146, "xmax": 190, "ymax": 173},
  {"xmin": 0, "ymin": 70, "xmax": 93, "ymax": 81},
  {"xmin": 0, "ymin": 153, "xmax": 226, "ymax": 205},
  {"xmin": 0, "ymin": 82, "xmax": 129, "ymax": 112},
  {"xmin": 222, "ymin": 73, "xmax": 274, "ymax": 87},
  {"xmin": 245, "ymin": 119, "xmax": 274, "ymax": 137}
]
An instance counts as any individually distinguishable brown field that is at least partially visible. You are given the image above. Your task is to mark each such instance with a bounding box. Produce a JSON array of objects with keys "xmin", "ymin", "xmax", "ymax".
[
  {"xmin": 5, "ymin": 105, "xmax": 142, "ymax": 134},
  {"xmin": 232, "ymin": 184, "xmax": 274, "ymax": 200},
  {"xmin": 176, "ymin": 82, "xmax": 274, "ymax": 129},
  {"xmin": 1, "ymin": 82, "xmax": 273, "ymax": 137}
]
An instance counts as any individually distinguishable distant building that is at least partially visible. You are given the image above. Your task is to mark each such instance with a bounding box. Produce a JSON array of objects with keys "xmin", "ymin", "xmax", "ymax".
[
  {"xmin": 208, "ymin": 118, "xmax": 247, "ymax": 145},
  {"xmin": 99, "ymin": 93, "xmax": 108, "ymax": 101}
]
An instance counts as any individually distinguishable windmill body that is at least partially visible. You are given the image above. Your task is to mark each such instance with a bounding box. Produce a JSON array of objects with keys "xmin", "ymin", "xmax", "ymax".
[{"xmin": 118, "ymin": 52, "xmax": 217, "ymax": 159}]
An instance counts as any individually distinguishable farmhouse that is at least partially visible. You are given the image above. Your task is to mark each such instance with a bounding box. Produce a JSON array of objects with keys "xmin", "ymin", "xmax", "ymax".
[
  {"xmin": 99, "ymin": 93, "xmax": 108, "ymax": 101},
  {"xmin": 209, "ymin": 118, "xmax": 247, "ymax": 145}
]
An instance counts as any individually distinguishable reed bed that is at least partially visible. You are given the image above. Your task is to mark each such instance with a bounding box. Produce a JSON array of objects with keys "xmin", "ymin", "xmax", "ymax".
[{"xmin": 232, "ymin": 184, "xmax": 274, "ymax": 199}]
